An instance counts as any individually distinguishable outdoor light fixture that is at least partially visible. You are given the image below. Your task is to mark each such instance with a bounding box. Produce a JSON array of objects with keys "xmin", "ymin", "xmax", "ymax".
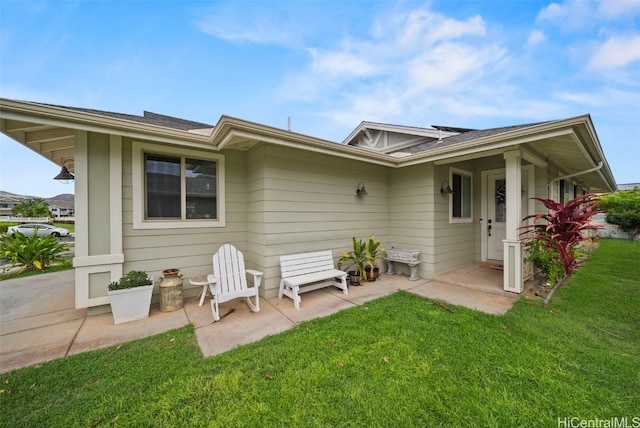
[
  {"xmin": 440, "ymin": 181, "xmax": 453, "ymax": 195},
  {"xmin": 54, "ymin": 160, "xmax": 74, "ymax": 184},
  {"xmin": 356, "ymin": 181, "xmax": 368, "ymax": 197}
]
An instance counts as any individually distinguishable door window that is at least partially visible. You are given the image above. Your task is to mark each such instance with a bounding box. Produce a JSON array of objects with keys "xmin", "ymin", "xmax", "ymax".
[{"xmin": 494, "ymin": 179, "xmax": 506, "ymax": 223}]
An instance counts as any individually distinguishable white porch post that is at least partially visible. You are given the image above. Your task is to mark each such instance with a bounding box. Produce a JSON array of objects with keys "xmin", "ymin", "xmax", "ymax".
[
  {"xmin": 73, "ymin": 133, "xmax": 124, "ymax": 308},
  {"xmin": 503, "ymin": 150, "xmax": 523, "ymax": 293}
]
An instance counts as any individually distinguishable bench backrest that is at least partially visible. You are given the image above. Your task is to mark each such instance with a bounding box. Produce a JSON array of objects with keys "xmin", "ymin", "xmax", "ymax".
[{"xmin": 280, "ymin": 250, "xmax": 337, "ymax": 278}]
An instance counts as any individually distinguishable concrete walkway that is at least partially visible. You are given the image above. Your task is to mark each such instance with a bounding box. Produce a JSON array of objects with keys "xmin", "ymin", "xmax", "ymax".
[{"xmin": 0, "ymin": 269, "xmax": 520, "ymax": 374}]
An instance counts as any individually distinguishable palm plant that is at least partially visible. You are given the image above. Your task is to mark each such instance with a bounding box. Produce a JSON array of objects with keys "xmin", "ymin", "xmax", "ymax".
[
  {"xmin": 338, "ymin": 237, "xmax": 373, "ymax": 281},
  {"xmin": 365, "ymin": 234, "xmax": 385, "ymax": 280},
  {"xmin": 11, "ymin": 198, "xmax": 52, "ymax": 218}
]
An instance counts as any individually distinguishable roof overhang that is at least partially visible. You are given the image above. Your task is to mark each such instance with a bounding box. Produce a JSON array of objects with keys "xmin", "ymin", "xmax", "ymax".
[
  {"xmin": 394, "ymin": 115, "xmax": 616, "ymax": 192},
  {"xmin": 0, "ymin": 99, "xmax": 616, "ymax": 192},
  {"xmin": 0, "ymin": 99, "xmax": 398, "ymax": 170}
]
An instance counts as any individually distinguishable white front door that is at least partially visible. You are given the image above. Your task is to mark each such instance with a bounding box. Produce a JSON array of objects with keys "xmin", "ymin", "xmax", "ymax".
[
  {"xmin": 487, "ymin": 173, "xmax": 507, "ymax": 260},
  {"xmin": 486, "ymin": 170, "xmax": 529, "ymax": 261}
]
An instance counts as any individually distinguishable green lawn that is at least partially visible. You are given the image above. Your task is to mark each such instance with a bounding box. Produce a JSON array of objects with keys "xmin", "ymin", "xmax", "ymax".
[{"xmin": 1, "ymin": 239, "xmax": 638, "ymax": 427}]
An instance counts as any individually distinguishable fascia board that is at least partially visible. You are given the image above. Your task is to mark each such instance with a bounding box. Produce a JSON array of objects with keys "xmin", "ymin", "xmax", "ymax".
[
  {"xmin": 0, "ymin": 99, "xmax": 212, "ymax": 146},
  {"xmin": 217, "ymin": 125, "xmax": 398, "ymax": 167},
  {"xmin": 1, "ymin": 100, "xmax": 616, "ymax": 189},
  {"xmin": 1, "ymin": 102, "xmax": 392, "ymax": 165},
  {"xmin": 579, "ymin": 118, "xmax": 617, "ymax": 190},
  {"xmin": 341, "ymin": 121, "xmax": 369, "ymax": 145},
  {"xmin": 396, "ymin": 126, "xmax": 577, "ymax": 167}
]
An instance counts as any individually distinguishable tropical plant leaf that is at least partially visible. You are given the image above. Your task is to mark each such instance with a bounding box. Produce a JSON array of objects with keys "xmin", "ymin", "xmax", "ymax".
[
  {"xmin": 0, "ymin": 230, "xmax": 68, "ymax": 271},
  {"xmin": 521, "ymin": 194, "xmax": 602, "ymax": 276}
]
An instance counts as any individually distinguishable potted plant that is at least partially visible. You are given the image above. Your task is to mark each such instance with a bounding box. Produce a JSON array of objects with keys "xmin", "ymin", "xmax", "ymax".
[
  {"xmin": 107, "ymin": 270, "xmax": 154, "ymax": 325},
  {"xmin": 338, "ymin": 237, "xmax": 373, "ymax": 285},
  {"xmin": 365, "ymin": 234, "xmax": 385, "ymax": 280}
]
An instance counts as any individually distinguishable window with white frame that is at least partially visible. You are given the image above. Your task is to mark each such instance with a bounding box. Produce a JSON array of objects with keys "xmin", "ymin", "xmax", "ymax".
[
  {"xmin": 450, "ymin": 168, "xmax": 472, "ymax": 222},
  {"xmin": 132, "ymin": 142, "xmax": 225, "ymax": 229}
]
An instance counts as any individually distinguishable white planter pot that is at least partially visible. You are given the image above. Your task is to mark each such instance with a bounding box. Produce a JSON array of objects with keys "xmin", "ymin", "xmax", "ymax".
[{"xmin": 107, "ymin": 278, "xmax": 154, "ymax": 325}]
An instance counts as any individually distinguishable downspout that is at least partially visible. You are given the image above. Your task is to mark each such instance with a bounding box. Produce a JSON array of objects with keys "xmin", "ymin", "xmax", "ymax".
[{"xmin": 550, "ymin": 161, "xmax": 603, "ymax": 184}]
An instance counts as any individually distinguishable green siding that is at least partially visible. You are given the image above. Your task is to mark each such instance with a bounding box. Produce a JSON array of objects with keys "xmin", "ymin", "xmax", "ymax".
[
  {"xmin": 258, "ymin": 145, "xmax": 389, "ymax": 298},
  {"xmin": 89, "ymin": 272, "xmax": 111, "ymax": 299},
  {"xmin": 120, "ymin": 139, "xmax": 248, "ymax": 297},
  {"xmin": 108, "ymin": 136, "xmax": 537, "ymax": 301},
  {"xmin": 389, "ymin": 164, "xmax": 435, "ymax": 279}
]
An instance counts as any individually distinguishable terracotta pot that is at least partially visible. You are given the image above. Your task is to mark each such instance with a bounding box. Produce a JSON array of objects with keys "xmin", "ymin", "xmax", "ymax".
[{"xmin": 365, "ymin": 266, "xmax": 376, "ymax": 282}]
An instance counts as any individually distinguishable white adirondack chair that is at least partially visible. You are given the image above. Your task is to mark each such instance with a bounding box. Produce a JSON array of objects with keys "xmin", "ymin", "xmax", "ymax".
[{"xmin": 207, "ymin": 244, "xmax": 263, "ymax": 321}]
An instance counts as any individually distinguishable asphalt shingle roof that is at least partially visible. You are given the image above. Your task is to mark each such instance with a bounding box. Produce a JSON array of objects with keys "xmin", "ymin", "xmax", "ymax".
[
  {"xmin": 40, "ymin": 103, "xmax": 216, "ymax": 131},
  {"xmin": 390, "ymin": 121, "xmax": 550, "ymax": 154}
]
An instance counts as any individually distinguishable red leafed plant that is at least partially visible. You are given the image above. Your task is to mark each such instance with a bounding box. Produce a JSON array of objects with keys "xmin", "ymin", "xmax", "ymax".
[{"xmin": 521, "ymin": 194, "xmax": 603, "ymax": 277}]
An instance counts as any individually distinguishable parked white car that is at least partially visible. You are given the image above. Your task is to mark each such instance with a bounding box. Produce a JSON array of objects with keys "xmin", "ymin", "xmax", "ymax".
[{"xmin": 7, "ymin": 223, "xmax": 70, "ymax": 238}]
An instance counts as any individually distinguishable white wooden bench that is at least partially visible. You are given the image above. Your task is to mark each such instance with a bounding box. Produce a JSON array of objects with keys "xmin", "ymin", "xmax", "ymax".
[{"xmin": 278, "ymin": 250, "xmax": 348, "ymax": 309}]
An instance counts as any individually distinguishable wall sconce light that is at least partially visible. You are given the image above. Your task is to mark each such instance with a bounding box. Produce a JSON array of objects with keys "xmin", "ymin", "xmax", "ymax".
[
  {"xmin": 356, "ymin": 181, "xmax": 368, "ymax": 197},
  {"xmin": 53, "ymin": 160, "xmax": 74, "ymax": 183},
  {"xmin": 440, "ymin": 181, "xmax": 453, "ymax": 195}
]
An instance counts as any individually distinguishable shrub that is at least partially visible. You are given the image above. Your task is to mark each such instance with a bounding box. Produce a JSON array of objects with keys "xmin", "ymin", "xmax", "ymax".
[
  {"xmin": 521, "ymin": 194, "xmax": 602, "ymax": 278},
  {"xmin": 599, "ymin": 188, "xmax": 640, "ymax": 240},
  {"xmin": 0, "ymin": 231, "xmax": 69, "ymax": 273},
  {"xmin": 108, "ymin": 270, "xmax": 153, "ymax": 291},
  {"xmin": 524, "ymin": 240, "xmax": 565, "ymax": 286}
]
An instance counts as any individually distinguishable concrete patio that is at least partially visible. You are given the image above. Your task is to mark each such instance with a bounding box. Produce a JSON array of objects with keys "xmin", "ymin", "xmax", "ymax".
[{"xmin": 0, "ymin": 266, "xmax": 523, "ymax": 374}]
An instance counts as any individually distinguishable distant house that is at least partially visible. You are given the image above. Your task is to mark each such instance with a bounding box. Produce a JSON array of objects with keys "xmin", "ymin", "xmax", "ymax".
[
  {"xmin": 46, "ymin": 198, "xmax": 75, "ymax": 219},
  {"xmin": 0, "ymin": 98, "xmax": 616, "ymax": 311},
  {"xmin": 47, "ymin": 203, "xmax": 73, "ymax": 219},
  {"xmin": 0, "ymin": 192, "xmax": 24, "ymax": 216},
  {"xmin": 0, "ymin": 191, "xmax": 74, "ymax": 219},
  {"xmin": 617, "ymin": 183, "xmax": 639, "ymax": 191}
]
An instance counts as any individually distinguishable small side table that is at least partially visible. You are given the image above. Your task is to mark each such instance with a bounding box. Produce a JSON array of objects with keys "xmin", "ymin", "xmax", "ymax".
[{"xmin": 190, "ymin": 275, "xmax": 212, "ymax": 306}]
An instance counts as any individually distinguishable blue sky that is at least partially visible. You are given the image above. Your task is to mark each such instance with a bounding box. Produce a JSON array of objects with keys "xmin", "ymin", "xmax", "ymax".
[{"xmin": 1, "ymin": 0, "xmax": 639, "ymax": 198}]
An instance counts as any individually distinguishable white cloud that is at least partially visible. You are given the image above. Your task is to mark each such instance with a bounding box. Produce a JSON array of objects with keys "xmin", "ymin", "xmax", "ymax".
[
  {"xmin": 597, "ymin": 0, "xmax": 640, "ymax": 19},
  {"xmin": 537, "ymin": 0, "xmax": 640, "ymax": 29},
  {"xmin": 195, "ymin": 7, "xmax": 295, "ymax": 45},
  {"xmin": 555, "ymin": 90, "xmax": 601, "ymax": 105},
  {"xmin": 588, "ymin": 34, "xmax": 640, "ymax": 69},
  {"xmin": 406, "ymin": 42, "xmax": 506, "ymax": 91},
  {"xmin": 280, "ymin": 5, "xmax": 504, "ymax": 119},
  {"xmin": 394, "ymin": 9, "xmax": 486, "ymax": 46},
  {"xmin": 324, "ymin": 87, "xmax": 406, "ymax": 128},
  {"xmin": 308, "ymin": 48, "xmax": 377, "ymax": 77},
  {"xmin": 536, "ymin": 0, "xmax": 597, "ymax": 30},
  {"xmin": 280, "ymin": 1, "xmax": 638, "ymax": 140},
  {"xmin": 526, "ymin": 30, "xmax": 546, "ymax": 48}
]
